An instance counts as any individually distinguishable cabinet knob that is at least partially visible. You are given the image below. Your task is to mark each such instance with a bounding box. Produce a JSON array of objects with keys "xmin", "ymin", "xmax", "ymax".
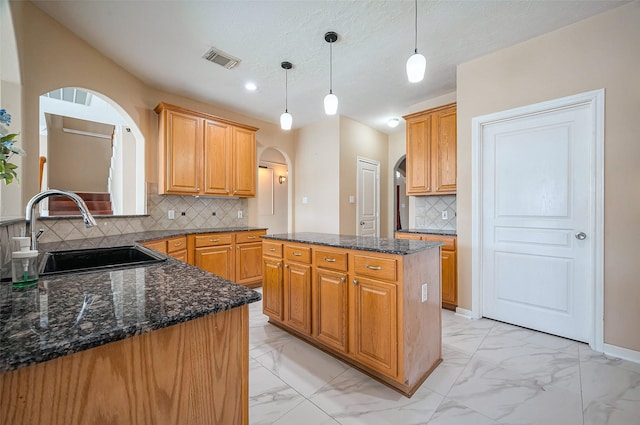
[
  {"xmin": 353, "ymin": 279, "xmax": 358, "ymax": 286},
  {"xmin": 285, "ymin": 264, "xmax": 289, "ymax": 268},
  {"xmin": 276, "ymin": 262, "xmax": 281, "ymax": 267},
  {"xmin": 340, "ymin": 277, "xmax": 346, "ymax": 283},
  {"xmin": 229, "ymin": 246, "xmax": 232, "ymax": 250}
]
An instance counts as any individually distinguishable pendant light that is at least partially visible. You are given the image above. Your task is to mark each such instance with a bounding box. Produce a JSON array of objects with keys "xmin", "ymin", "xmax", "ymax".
[
  {"xmin": 280, "ymin": 61, "xmax": 293, "ymax": 130},
  {"xmin": 406, "ymin": 0, "xmax": 426, "ymax": 83},
  {"xmin": 324, "ymin": 31, "xmax": 338, "ymax": 115}
]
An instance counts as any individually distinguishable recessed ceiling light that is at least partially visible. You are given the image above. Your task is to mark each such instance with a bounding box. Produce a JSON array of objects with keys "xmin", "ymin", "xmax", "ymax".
[
  {"xmin": 388, "ymin": 118, "xmax": 400, "ymax": 128},
  {"xmin": 245, "ymin": 82, "xmax": 257, "ymax": 91}
]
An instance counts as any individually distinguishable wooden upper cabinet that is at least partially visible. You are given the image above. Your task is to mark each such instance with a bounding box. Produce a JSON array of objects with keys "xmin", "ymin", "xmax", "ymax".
[
  {"xmin": 232, "ymin": 127, "xmax": 257, "ymax": 197},
  {"xmin": 155, "ymin": 102, "xmax": 258, "ymax": 197},
  {"xmin": 403, "ymin": 103, "xmax": 457, "ymax": 195}
]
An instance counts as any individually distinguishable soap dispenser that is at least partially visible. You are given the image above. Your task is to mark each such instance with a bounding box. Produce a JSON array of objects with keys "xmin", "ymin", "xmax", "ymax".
[{"xmin": 12, "ymin": 236, "xmax": 39, "ymax": 286}]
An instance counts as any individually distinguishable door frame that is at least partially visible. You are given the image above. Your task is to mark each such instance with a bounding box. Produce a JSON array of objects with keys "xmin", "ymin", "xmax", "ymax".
[
  {"xmin": 471, "ymin": 89, "xmax": 604, "ymax": 351},
  {"xmin": 356, "ymin": 156, "xmax": 380, "ymax": 237}
]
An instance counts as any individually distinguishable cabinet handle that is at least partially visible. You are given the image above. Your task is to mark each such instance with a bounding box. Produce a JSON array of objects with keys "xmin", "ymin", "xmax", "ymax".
[
  {"xmin": 174, "ymin": 242, "xmax": 182, "ymax": 247},
  {"xmin": 247, "ymin": 235, "xmax": 257, "ymax": 239},
  {"xmin": 292, "ymin": 252, "xmax": 302, "ymax": 256},
  {"xmin": 268, "ymin": 248, "xmax": 276, "ymax": 252},
  {"xmin": 365, "ymin": 264, "xmax": 382, "ymax": 270},
  {"xmin": 276, "ymin": 262, "xmax": 281, "ymax": 267},
  {"xmin": 323, "ymin": 257, "xmax": 336, "ymax": 263},
  {"xmin": 210, "ymin": 238, "xmax": 219, "ymax": 242},
  {"xmin": 353, "ymin": 279, "xmax": 358, "ymax": 285},
  {"xmin": 340, "ymin": 277, "xmax": 346, "ymax": 283},
  {"xmin": 229, "ymin": 246, "xmax": 232, "ymax": 250},
  {"xmin": 285, "ymin": 264, "xmax": 289, "ymax": 268}
]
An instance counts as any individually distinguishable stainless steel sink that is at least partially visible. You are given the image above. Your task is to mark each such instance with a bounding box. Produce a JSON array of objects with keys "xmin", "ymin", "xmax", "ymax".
[{"xmin": 41, "ymin": 245, "xmax": 167, "ymax": 276}]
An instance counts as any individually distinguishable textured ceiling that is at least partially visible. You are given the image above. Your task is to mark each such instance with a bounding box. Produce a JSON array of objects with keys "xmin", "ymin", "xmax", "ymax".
[{"xmin": 32, "ymin": 0, "xmax": 627, "ymax": 134}]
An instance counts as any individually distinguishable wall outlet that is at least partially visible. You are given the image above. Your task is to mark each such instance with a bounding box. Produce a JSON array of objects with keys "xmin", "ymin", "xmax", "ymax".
[
  {"xmin": 441, "ymin": 210, "xmax": 448, "ymax": 220},
  {"xmin": 237, "ymin": 210, "xmax": 243, "ymax": 219},
  {"xmin": 421, "ymin": 283, "xmax": 428, "ymax": 303},
  {"xmin": 168, "ymin": 210, "xmax": 175, "ymax": 220}
]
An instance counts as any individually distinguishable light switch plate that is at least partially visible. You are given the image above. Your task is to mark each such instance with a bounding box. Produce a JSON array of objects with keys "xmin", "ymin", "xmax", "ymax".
[
  {"xmin": 302, "ymin": 196, "xmax": 308, "ymax": 205},
  {"xmin": 349, "ymin": 195, "xmax": 355, "ymax": 204},
  {"xmin": 421, "ymin": 283, "xmax": 428, "ymax": 302},
  {"xmin": 237, "ymin": 210, "xmax": 243, "ymax": 219},
  {"xmin": 441, "ymin": 210, "xmax": 448, "ymax": 220},
  {"xmin": 168, "ymin": 210, "xmax": 175, "ymax": 220}
]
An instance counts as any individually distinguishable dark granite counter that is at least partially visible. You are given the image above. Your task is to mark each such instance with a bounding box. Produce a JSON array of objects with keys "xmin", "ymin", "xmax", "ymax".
[
  {"xmin": 0, "ymin": 228, "xmax": 264, "ymax": 374},
  {"xmin": 396, "ymin": 228, "xmax": 457, "ymax": 237},
  {"xmin": 262, "ymin": 232, "xmax": 442, "ymax": 255}
]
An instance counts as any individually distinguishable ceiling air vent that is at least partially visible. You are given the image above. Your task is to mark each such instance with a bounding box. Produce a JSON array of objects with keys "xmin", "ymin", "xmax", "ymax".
[{"xmin": 202, "ymin": 47, "xmax": 240, "ymax": 69}]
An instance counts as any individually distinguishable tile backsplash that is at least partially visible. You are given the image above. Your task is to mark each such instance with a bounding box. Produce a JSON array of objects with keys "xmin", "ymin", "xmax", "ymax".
[
  {"xmin": 0, "ymin": 183, "xmax": 248, "ymax": 277},
  {"xmin": 414, "ymin": 195, "xmax": 457, "ymax": 231}
]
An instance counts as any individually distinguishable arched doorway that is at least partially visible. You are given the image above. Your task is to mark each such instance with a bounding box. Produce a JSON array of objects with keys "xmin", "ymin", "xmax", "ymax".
[
  {"xmin": 394, "ymin": 156, "xmax": 408, "ymax": 231},
  {"xmin": 257, "ymin": 148, "xmax": 289, "ymax": 234}
]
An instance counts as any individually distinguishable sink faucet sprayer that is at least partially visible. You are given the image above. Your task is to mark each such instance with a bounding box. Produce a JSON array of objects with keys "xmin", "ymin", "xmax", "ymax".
[{"xmin": 25, "ymin": 189, "xmax": 98, "ymax": 250}]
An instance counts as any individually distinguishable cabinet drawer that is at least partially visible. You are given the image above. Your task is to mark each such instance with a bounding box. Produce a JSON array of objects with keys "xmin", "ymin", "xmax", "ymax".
[
  {"xmin": 315, "ymin": 249, "xmax": 348, "ymax": 271},
  {"xmin": 166, "ymin": 236, "xmax": 187, "ymax": 253},
  {"xmin": 142, "ymin": 239, "xmax": 168, "ymax": 254},
  {"xmin": 263, "ymin": 241, "xmax": 283, "ymax": 258},
  {"xmin": 421, "ymin": 234, "xmax": 456, "ymax": 251},
  {"xmin": 194, "ymin": 233, "xmax": 233, "ymax": 247},
  {"xmin": 236, "ymin": 230, "xmax": 266, "ymax": 244},
  {"xmin": 284, "ymin": 245, "xmax": 312, "ymax": 264},
  {"xmin": 354, "ymin": 254, "xmax": 397, "ymax": 281}
]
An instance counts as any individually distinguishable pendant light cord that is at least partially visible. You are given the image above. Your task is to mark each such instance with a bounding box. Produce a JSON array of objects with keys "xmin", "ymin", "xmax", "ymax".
[
  {"xmin": 285, "ymin": 68, "xmax": 288, "ymax": 112},
  {"xmin": 414, "ymin": 0, "xmax": 418, "ymax": 54},
  {"xmin": 329, "ymin": 42, "xmax": 333, "ymax": 94}
]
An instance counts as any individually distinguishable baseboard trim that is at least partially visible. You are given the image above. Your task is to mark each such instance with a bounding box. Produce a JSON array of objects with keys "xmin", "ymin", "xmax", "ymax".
[
  {"xmin": 603, "ymin": 343, "xmax": 640, "ymax": 364},
  {"xmin": 454, "ymin": 307, "xmax": 477, "ymax": 320}
]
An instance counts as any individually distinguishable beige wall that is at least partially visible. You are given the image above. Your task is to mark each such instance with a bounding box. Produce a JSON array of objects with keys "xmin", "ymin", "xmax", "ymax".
[
  {"xmin": 339, "ymin": 116, "xmax": 389, "ymax": 237},
  {"xmin": 258, "ymin": 148, "xmax": 288, "ymax": 235},
  {"xmin": 457, "ymin": 2, "xmax": 640, "ymax": 351},
  {"xmin": 294, "ymin": 117, "xmax": 340, "ymax": 233},
  {"xmin": 9, "ymin": 1, "xmax": 295, "ymax": 224}
]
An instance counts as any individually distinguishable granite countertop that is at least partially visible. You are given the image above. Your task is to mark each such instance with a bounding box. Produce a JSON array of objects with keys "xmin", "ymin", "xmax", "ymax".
[
  {"xmin": 0, "ymin": 227, "xmax": 264, "ymax": 374},
  {"xmin": 395, "ymin": 228, "xmax": 457, "ymax": 237},
  {"xmin": 262, "ymin": 232, "xmax": 442, "ymax": 255}
]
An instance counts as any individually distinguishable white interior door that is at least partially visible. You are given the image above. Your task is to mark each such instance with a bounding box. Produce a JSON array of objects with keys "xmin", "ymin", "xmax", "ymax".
[
  {"xmin": 357, "ymin": 157, "xmax": 380, "ymax": 237},
  {"xmin": 481, "ymin": 101, "xmax": 596, "ymax": 342}
]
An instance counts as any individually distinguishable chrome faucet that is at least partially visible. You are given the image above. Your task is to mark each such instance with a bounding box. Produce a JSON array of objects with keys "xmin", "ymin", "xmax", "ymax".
[{"xmin": 25, "ymin": 189, "xmax": 98, "ymax": 250}]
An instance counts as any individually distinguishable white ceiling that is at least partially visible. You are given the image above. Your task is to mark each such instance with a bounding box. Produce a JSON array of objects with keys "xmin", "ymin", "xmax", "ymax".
[{"xmin": 33, "ymin": 0, "xmax": 627, "ymax": 135}]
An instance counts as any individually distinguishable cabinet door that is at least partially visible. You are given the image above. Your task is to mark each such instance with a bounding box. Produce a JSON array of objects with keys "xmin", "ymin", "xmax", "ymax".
[
  {"xmin": 194, "ymin": 245, "xmax": 234, "ymax": 281},
  {"xmin": 262, "ymin": 257, "xmax": 283, "ymax": 320},
  {"xmin": 406, "ymin": 117, "xmax": 431, "ymax": 195},
  {"xmin": 165, "ymin": 110, "xmax": 202, "ymax": 194},
  {"xmin": 235, "ymin": 242, "xmax": 263, "ymax": 286},
  {"xmin": 284, "ymin": 262, "xmax": 311, "ymax": 335},
  {"xmin": 203, "ymin": 120, "xmax": 232, "ymax": 196},
  {"xmin": 441, "ymin": 249, "xmax": 457, "ymax": 309},
  {"xmin": 432, "ymin": 106, "xmax": 457, "ymax": 193},
  {"xmin": 231, "ymin": 127, "xmax": 256, "ymax": 197},
  {"xmin": 314, "ymin": 268, "xmax": 348, "ymax": 352},
  {"xmin": 170, "ymin": 249, "xmax": 188, "ymax": 262},
  {"xmin": 351, "ymin": 276, "xmax": 398, "ymax": 378}
]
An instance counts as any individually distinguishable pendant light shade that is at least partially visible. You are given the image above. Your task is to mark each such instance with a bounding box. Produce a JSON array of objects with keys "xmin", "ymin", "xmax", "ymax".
[
  {"xmin": 406, "ymin": 52, "xmax": 426, "ymax": 83},
  {"xmin": 280, "ymin": 61, "xmax": 293, "ymax": 130},
  {"xmin": 407, "ymin": 0, "xmax": 426, "ymax": 83},
  {"xmin": 324, "ymin": 31, "xmax": 338, "ymax": 115},
  {"xmin": 324, "ymin": 92, "xmax": 338, "ymax": 116}
]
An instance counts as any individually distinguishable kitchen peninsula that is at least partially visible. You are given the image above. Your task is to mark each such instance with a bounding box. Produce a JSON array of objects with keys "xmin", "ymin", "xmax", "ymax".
[
  {"xmin": 0, "ymin": 229, "xmax": 262, "ymax": 425},
  {"xmin": 261, "ymin": 232, "xmax": 443, "ymax": 396}
]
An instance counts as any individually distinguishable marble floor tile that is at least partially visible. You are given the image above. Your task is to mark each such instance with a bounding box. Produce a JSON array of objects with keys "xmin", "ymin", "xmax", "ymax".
[
  {"xmin": 447, "ymin": 357, "xmax": 583, "ymax": 425},
  {"xmin": 249, "ymin": 359, "xmax": 306, "ymax": 425},
  {"xmin": 271, "ymin": 400, "xmax": 340, "ymax": 425},
  {"xmin": 427, "ymin": 398, "xmax": 500, "ymax": 425},
  {"xmin": 422, "ymin": 346, "xmax": 472, "ymax": 396},
  {"xmin": 250, "ymin": 321, "xmax": 297, "ymax": 359},
  {"xmin": 309, "ymin": 368, "xmax": 444, "ymax": 425},
  {"xmin": 579, "ymin": 344, "xmax": 640, "ymax": 375},
  {"xmin": 254, "ymin": 338, "xmax": 349, "ymax": 397},
  {"xmin": 580, "ymin": 356, "xmax": 640, "ymax": 425},
  {"xmin": 487, "ymin": 321, "xmax": 583, "ymax": 355}
]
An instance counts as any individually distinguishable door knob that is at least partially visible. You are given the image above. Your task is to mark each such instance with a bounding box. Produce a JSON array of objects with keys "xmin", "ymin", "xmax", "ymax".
[{"xmin": 575, "ymin": 232, "xmax": 587, "ymax": 240}]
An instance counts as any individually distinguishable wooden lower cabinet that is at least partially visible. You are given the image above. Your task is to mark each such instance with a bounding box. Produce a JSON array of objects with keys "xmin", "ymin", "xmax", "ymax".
[
  {"xmin": 235, "ymin": 242, "xmax": 263, "ymax": 286},
  {"xmin": 314, "ymin": 268, "xmax": 348, "ymax": 353},
  {"xmin": 283, "ymin": 262, "xmax": 312, "ymax": 335},
  {"xmin": 395, "ymin": 232, "xmax": 458, "ymax": 310},
  {"xmin": 350, "ymin": 276, "xmax": 397, "ymax": 378},
  {"xmin": 263, "ymin": 240, "xmax": 442, "ymax": 396},
  {"xmin": 0, "ymin": 306, "xmax": 250, "ymax": 425},
  {"xmin": 194, "ymin": 244, "xmax": 234, "ymax": 280}
]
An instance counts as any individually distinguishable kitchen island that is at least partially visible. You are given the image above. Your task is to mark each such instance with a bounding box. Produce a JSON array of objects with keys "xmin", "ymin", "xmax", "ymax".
[
  {"xmin": 261, "ymin": 232, "xmax": 443, "ymax": 396},
  {"xmin": 0, "ymin": 231, "xmax": 261, "ymax": 425}
]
